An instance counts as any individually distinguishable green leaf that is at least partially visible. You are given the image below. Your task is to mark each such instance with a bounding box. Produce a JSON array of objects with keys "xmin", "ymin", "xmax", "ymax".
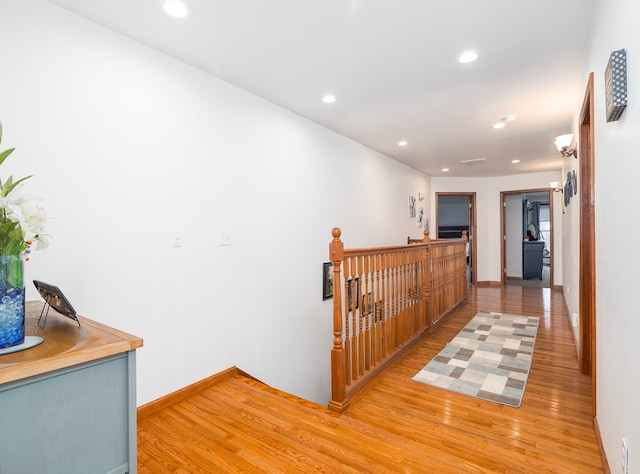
[
  {"xmin": 0, "ymin": 147, "xmax": 15, "ymax": 167},
  {"xmin": 1, "ymin": 175, "xmax": 32, "ymax": 197},
  {"xmin": 0, "ymin": 121, "xmax": 3, "ymax": 143},
  {"xmin": 6, "ymin": 255, "xmax": 23, "ymax": 288},
  {"xmin": 0, "ymin": 221, "xmax": 23, "ymax": 256}
]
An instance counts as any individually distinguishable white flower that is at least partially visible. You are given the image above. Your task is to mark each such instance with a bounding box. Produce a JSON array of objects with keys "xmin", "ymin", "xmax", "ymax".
[
  {"xmin": 34, "ymin": 233, "xmax": 51, "ymax": 250},
  {"xmin": 3, "ymin": 187, "xmax": 48, "ymax": 237},
  {"xmin": 1, "ymin": 120, "xmax": 50, "ymax": 257}
]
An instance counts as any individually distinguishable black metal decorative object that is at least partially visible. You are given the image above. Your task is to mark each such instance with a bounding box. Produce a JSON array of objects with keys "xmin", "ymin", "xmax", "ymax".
[{"xmin": 605, "ymin": 49, "xmax": 627, "ymax": 122}]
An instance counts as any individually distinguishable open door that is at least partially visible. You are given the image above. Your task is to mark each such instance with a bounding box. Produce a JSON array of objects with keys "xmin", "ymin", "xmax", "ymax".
[
  {"xmin": 501, "ymin": 190, "xmax": 554, "ymax": 288},
  {"xmin": 435, "ymin": 192, "xmax": 476, "ymax": 285}
]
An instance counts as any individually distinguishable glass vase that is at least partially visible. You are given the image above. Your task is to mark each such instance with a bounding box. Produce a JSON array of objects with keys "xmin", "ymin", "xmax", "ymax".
[{"xmin": 0, "ymin": 255, "xmax": 25, "ymax": 349}]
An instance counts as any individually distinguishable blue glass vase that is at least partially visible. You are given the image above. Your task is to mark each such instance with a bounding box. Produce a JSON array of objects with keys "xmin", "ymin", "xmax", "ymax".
[{"xmin": 0, "ymin": 255, "xmax": 25, "ymax": 349}]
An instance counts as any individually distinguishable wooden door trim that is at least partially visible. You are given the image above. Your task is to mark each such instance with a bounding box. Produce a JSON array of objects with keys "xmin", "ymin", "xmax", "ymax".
[{"xmin": 578, "ymin": 73, "xmax": 596, "ymax": 414}]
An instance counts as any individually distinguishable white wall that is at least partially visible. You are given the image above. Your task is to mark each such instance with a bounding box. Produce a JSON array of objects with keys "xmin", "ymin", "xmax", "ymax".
[
  {"xmin": 0, "ymin": 0, "xmax": 429, "ymax": 406},
  {"xmin": 431, "ymin": 171, "xmax": 562, "ymax": 284},
  {"xmin": 576, "ymin": 0, "xmax": 640, "ymax": 470}
]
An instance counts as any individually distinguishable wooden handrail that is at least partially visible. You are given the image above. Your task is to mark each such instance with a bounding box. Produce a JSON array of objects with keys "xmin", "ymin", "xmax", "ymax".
[{"xmin": 328, "ymin": 228, "xmax": 467, "ymax": 413}]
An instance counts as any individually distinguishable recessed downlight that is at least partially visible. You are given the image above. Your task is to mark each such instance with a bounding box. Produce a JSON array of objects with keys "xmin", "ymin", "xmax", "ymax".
[
  {"xmin": 322, "ymin": 94, "xmax": 336, "ymax": 104},
  {"xmin": 512, "ymin": 159, "xmax": 521, "ymax": 164},
  {"xmin": 163, "ymin": 0, "xmax": 189, "ymax": 18},
  {"xmin": 458, "ymin": 50, "xmax": 478, "ymax": 64},
  {"xmin": 493, "ymin": 114, "xmax": 517, "ymax": 129},
  {"xmin": 398, "ymin": 140, "xmax": 408, "ymax": 147},
  {"xmin": 441, "ymin": 168, "xmax": 450, "ymax": 172}
]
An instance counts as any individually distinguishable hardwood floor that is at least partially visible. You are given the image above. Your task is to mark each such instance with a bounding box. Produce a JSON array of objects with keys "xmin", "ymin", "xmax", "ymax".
[{"xmin": 138, "ymin": 286, "xmax": 605, "ymax": 473}]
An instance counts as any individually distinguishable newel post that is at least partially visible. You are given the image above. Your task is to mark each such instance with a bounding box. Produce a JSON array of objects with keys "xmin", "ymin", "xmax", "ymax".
[{"xmin": 328, "ymin": 227, "xmax": 349, "ymax": 412}]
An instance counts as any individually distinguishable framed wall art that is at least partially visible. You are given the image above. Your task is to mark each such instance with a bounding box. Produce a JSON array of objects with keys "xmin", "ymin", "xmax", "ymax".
[
  {"xmin": 322, "ymin": 262, "xmax": 333, "ymax": 300},
  {"xmin": 347, "ymin": 278, "xmax": 359, "ymax": 312},
  {"xmin": 408, "ymin": 194, "xmax": 416, "ymax": 217}
]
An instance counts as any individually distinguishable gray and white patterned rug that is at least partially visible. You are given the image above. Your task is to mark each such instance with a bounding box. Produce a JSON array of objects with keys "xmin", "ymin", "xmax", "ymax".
[{"xmin": 412, "ymin": 311, "xmax": 539, "ymax": 407}]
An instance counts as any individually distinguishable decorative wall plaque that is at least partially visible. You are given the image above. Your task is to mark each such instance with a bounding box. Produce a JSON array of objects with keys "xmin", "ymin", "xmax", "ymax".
[{"xmin": 605, "ymin": 49, "xmax": 627, "ymax": 122}]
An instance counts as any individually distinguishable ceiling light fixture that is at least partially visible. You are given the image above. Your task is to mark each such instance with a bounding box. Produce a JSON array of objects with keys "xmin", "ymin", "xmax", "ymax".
[
  {"xmin": 322, "ymin": 94, "xmax": 336, "ymax": 104},
  {"xmin": 554, "ymin": 134, "xmax": 577, "ymax": 158},
  {"xmin": 550, "ymin": 181, "xmax": 563, "ymax": 193},
  {"xmin": 512, "ymin": 159, "xmax": 520, "ymax": 164},
  {"xmin": 398, "ymin": 140, "xmax": 408, "ymax": 147},
  {"xmin": 163, "ymin": 0, "xmax": 190, "ymax": 18},
  {"xmin": 441, "ymin": 168, "xmax": 450, "ymax": 172},
  {"xmin": 493, "ymin": 115, "xmax": 516, "ymax": 129},
  {"xmin": 458, "ymin": 51, "xmax": 478, "ymax": 64}
]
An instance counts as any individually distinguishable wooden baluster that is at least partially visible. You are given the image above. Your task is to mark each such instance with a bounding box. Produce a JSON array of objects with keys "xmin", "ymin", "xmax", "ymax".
[
  {"xmin": 363, "ymin": 254, "xmax": 371, "ymax": 373},
  {"xmin": 382, "ymin": 252, "xmax": 389, "ymax": 358},
  {"xmin": 374, "ymin": 253, "xmax": 381, "ymax": 364},
  {"xmin": 422, "ymin": 231, "xmax": 432, "ymax": 330},
  {"xmin": 343, "ymin": 257, "xmax": 351, "ymax": 385},
  {"xmin": 388, "ymin": 252, "xmax": 394, "ymax": 352},
  {"xmin": 349, "ymin": 257, "xmax": 358, "ymax": 382}
]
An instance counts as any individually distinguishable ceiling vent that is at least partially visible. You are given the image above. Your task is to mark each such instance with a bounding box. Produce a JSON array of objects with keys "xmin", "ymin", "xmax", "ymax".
[{"xmin": 460, "ymin": 158, "xmax": 487, "ymax": 166}]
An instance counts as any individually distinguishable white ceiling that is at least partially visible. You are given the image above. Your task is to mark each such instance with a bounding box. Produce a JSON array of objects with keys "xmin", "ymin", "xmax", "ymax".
[{"xmin": 46, "ymin": 0, "xmax": 596, "ymax": 177}]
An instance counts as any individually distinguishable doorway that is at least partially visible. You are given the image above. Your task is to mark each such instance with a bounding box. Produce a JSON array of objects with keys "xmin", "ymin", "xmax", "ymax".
[
  {"xmin": 435, "ymin": 192, "xmax": 477, "ymax": 285},
  {"xmin": 501, "ymin": 189, "xmax": 554, "ymax": 288}
]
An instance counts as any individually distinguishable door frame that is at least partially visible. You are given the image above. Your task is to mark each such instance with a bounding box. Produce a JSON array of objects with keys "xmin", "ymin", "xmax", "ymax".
[
  {"xmin": 578, "ymin": 73, "xmax": 596, "ymax": 413},
  {"xmin": 500, "ymin": 188, "xmax": 554, "ymax": 288},
  {"xmin": 435, "ymin": 192, "xmax": 477, "ymax": 285}
]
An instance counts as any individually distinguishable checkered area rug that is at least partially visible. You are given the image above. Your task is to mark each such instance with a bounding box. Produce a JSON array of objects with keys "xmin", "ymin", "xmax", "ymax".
[{"xmin": 412, "ymin": 311, "xmax": 539, "ymax": 407}]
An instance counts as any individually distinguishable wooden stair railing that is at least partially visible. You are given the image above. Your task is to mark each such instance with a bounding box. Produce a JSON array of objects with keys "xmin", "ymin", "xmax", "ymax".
[{"xmin": 328, "ymin": 228, "xmax": 467, "ymax": 413}]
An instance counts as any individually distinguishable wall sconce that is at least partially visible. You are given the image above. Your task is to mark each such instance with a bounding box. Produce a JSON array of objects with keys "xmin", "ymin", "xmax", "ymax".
[
  {"xmin": 550, "ymin": 181, "xmax": 563, "ymax": 193},
  {"xmin": 554, "ymin": 134, "xmax": 577, "ymax": 158}
]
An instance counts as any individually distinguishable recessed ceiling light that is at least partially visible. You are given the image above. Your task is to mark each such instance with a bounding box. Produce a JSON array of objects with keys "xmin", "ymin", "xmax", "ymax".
[
  {"xmin": 163, "ymin": 0, "xmax": 189, "ymax": 18},
  {"xmin": 502, "ymin": 115, "xmax": 517, "ymax": 123},
  {"xmin": 442, "ymin": 168, "xmax": 450, "ymax": 172},
  {"xmin": 398, "ymin": 140, "xmax": 408, "ymax": 147},
  {"xmin": 512, "ymin": 159, "xmax": 520, "ymax": 164},
  {"xmin": 458, "ymin": 51, "xmax": 478, "ymax": 64},
  {"xmin": 322, "ymin": 94, "xmax": 336, "ymax": 104},
  {"xmin": 492, "ymin": 122, "xmax": 506, "ymax": 129}
]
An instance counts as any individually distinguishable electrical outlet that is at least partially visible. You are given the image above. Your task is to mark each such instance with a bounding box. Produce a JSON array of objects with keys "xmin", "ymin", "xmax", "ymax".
[
  {"xmin": 219, "ymin": 230, "xmax": 231, "ymax": 246},
  {"xmin": 622, "ymin": 438, "xmax": 629, "ymax": 474},
  {"xmin": 171, "ymin": 231, "xmax": 182, "ymax": 248},
  {"xmin": 571, "ymin": 312, "xmax": 579, "ymax": 327}
]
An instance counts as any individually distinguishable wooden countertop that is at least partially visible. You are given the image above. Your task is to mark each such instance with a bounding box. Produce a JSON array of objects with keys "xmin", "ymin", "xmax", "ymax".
[{"xmin": 0, "ymin": 301, "xmax": 143, "ymax": 385}]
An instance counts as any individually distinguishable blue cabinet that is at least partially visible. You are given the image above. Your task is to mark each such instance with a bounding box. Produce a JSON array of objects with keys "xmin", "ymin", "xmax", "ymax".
[{"xmin": 0, "ymin": 302, "xmax": 142, "ymax": 474}]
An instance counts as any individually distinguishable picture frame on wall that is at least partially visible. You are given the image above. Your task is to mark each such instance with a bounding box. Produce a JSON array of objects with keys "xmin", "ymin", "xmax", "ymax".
[
  {"xmin": 361, "ymin": 292, "xmax": 373, "ymax": 316},
  {"xmin": 409, "ymin": 194, "xmax": 416, "ymax": 217},
  {"xmin": 347, "ymin": 278, "xmax": 359, "ymax": 312},
  {"xmin": 322, "ymin": 262, "xmax": 333, "ymax": 300}
]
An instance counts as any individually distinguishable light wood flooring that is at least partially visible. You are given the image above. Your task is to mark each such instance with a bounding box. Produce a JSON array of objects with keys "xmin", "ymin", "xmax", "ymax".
[{"xmin": 138, "ymin": 285, "xmax": 605, "ymax": 473}]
